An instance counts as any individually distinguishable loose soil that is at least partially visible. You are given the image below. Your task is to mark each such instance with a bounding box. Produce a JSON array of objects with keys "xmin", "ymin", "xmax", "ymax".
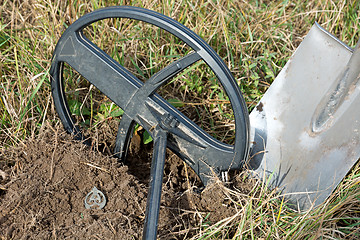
[{"xmin": 0, "ymin": 125, "xmax": 245, "ymax": 239}]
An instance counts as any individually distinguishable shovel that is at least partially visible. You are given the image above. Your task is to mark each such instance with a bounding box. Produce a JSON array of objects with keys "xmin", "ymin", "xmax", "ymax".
[{"xmin": 248, "ymin": 22, "xmax": 360, "ymax": 211}]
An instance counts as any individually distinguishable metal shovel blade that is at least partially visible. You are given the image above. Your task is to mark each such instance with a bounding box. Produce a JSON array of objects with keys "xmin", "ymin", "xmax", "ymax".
[{"xmin": 248, "ymin": 22, "xmax": 360, "ymax": 211}]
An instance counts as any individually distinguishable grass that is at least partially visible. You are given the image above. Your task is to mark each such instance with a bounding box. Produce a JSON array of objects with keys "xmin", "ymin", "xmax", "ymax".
[{"xmin": 1, "ymin": 0, "xmax": 360, "ymax": 239}]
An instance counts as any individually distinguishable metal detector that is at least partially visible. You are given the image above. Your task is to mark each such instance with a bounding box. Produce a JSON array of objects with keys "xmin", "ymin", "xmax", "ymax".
[{"xmin": 50, "ymin": 6, "xmax": 249, "ymax": 239}]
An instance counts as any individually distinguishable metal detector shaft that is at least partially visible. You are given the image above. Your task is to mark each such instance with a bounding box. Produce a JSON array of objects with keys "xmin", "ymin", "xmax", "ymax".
[{"xmin": 143, "ymin": 128, "xmax": 167, "ymax": 240}]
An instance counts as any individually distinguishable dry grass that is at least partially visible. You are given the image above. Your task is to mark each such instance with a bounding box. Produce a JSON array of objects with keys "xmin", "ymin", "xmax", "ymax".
[{"xmin": 1, "ymin": 0, "xmax": 360, "ymax": 239}]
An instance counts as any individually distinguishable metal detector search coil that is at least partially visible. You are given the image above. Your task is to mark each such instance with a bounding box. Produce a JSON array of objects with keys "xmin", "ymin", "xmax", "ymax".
[{"xmin": 50, "ymin": 6, "xmax": 249, "ymax": 240}]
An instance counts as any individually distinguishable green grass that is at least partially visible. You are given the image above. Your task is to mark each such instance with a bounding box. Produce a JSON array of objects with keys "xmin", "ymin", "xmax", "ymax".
[{"xmin": 1, "ymin": 0, "xmax": 360, "ymax": 239}]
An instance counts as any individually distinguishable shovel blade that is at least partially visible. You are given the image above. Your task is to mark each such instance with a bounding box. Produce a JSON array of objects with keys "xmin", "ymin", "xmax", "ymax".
[{"xmin": 248, "ymin": 23, "xmax": 359, "ymax": 210}]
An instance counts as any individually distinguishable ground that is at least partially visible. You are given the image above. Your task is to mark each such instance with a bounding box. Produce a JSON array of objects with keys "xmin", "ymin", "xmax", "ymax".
[{"xmin": 0, "ymin": 125, "xmax": 245, "ymax": 239}]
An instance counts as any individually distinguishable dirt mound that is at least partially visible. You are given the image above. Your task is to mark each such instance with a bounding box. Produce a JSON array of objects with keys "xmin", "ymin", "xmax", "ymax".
[{"xmin": 0, "ymin": 128, "xmax": 240, "ymax": 239}]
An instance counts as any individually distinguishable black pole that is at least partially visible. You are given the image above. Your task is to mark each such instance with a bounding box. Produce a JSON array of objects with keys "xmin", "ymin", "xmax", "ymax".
[{"xmin": 142, "ymin": 128, "xmax": 167, "ymax": 240}]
